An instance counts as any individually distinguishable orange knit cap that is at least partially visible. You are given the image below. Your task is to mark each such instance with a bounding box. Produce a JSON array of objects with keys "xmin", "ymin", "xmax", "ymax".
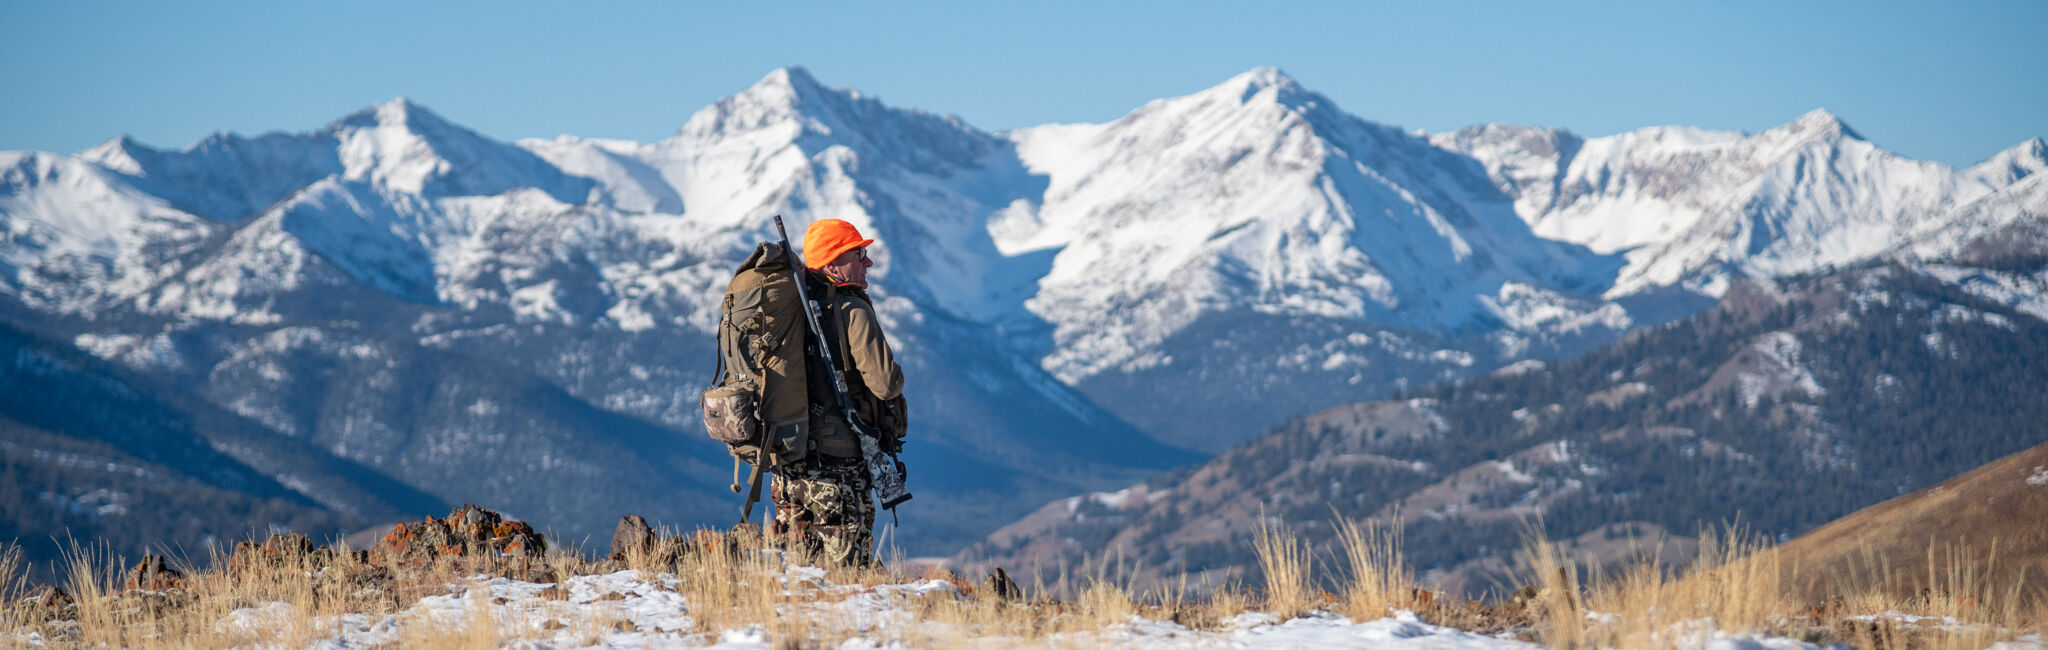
[{"xmin": 802, "ymin": 219, "xmax": 875, "ymax": 269}]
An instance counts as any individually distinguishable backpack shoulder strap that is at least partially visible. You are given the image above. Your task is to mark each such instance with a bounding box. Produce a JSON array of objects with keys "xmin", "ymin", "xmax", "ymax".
[
  {"xmin": 826, "ymin": 284, "xmax": 857, "ymax": 379},
  {"xmin": 709, "ymin": 293, "xmax": 731, "ymax": 385}
]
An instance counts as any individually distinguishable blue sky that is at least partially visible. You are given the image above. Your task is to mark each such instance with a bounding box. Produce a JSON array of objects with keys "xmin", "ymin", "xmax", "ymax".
[{"xmin": 3, "ymin": 1, "xmax": 2042, "ymax": 168}]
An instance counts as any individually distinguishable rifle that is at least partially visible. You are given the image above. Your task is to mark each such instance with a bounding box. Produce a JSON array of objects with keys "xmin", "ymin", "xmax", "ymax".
[{"xmin": 773, "ymin": 216, "xmax": 914, "ymax": 511}]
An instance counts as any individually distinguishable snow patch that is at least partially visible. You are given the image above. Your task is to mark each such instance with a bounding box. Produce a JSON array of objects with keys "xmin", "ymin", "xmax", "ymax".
[
  {"xmin": 1089, "ymin": 486, "xmax": 1140, "ymax": 509},
  {"xmin": 1492, "ymin": 359, "xmax": 1546, "ymax": 377},
  {"xmin": 1917, "ymin": 264, "xmax": 2048, "ymax": 324},
  {"xmin": 1736, "ymin": 332, "xmax": 1824, "ymax": 408},
  {"xmin": 1491, "ymin": 460, "xmax": 1536, "ymax": 485}
]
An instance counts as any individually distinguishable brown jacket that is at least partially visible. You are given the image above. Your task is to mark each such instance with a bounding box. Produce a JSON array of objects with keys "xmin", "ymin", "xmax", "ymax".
[
  {"xmin": 810, "ymin": 283, "xmax": 904, "ymax": 457},
  {"xmin": 835, "ymin": 287, "xmax": 903, "ymax": 401}
]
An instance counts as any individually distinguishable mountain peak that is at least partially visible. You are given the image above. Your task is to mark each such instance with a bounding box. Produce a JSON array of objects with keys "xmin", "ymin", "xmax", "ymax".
[
  {"xmin": 761, "ymin": 66, "xmax": 826, "ymax": 93},
  {"xmin": 677, "ymin": 67, "xmax": 889, "ymax": 143},
  {"xmin": 2015, "ymin": 136, "xmax": 2048, "ymax": 159},
  {"xmin": 730, "ymin": 67, "xmax": 842, "ymax": 112},
  {"xmin": 1992, "ymin": 136, "xmax": 2048, "ymax": 165},
  {"xmin": 320, "ymin": 96, "xmax": 590, "ymax": 201},
  {"xmin": 1233, "ymin": 66, "xmax": 1298, "ymax": 89},
  {"xmin": 82, "ymin": 133, "xmax": 142, "ymax": 155},
  {"xmin": 1214, "ymin": 66, "xmax": 1311, "ymax": 106},
  {"xmin": 1785, "ymin": 108, "xmax": 1862, "ymax": 141},
  {"xmin": 333, "ymin": 96, "xmax": 459, "ymax": 136},
  {"xmin": 77, "ymin": 135, "xmax": 152, "ymax": 174},
  {"xmin": 1127, "ymin": 67, "xmax": 1333, "ymax": 130},
  {"xmin": 1964, "ymin": 136, "xmax": 2048, "ymax": 187}
]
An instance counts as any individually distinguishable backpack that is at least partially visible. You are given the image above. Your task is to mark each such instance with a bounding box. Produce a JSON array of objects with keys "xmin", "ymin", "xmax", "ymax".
[{"xmin": 700, "ymin": 242, "xmax": 813, "ymax": 469}]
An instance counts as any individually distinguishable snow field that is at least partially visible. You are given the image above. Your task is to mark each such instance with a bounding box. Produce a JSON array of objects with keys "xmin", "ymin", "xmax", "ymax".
[
  {"xmin": 191, "ymin": 565, "xmax": 1922, "ymax": 649},
  {"xmin": 205, "ymin": 566, "xmax": 1546, "ymax": 649}
]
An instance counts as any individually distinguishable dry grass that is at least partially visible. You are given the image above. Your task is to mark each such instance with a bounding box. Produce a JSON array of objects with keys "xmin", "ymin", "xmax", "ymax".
[
  {"xmin": 1538, "ymin": 525, "xmax": 1787, "ymax": 649},
  {"xmin": 3, "ymin": 517, "xmax": 2041, "ymax": 649},
  {"xmin": 395, "ymin": 583, "xmax": 501, "ymax": 650},
  {"xmin": 1520, "ymin": 529, "xmax": 1592, "ymax": 647},
  {"xmin": 1333, "ymin": 513, "xmax": 1413, "ymax": 622},
  {"xmin": 1806, "ymin": 536, "xmax": 2040, "ymax": 650},
  {"xmin": 1250, "ymin": 516, "xmax": 1317, "ymax": 619},
  {"xmin": 1, "ymin": 534, "xmax": 583, "ymax": 648},
  {"xmin": 1516, "ymin": 523, "xmax": 2047, "ymax": 649},
  {"xmin": 0, "ymin": 545, "xmax": 25, "ymax": 630}
]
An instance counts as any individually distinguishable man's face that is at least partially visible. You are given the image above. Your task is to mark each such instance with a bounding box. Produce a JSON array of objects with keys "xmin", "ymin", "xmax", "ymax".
[{"xmin": 824, "ymin": 246, "xmax": 873, "ymax": 288}]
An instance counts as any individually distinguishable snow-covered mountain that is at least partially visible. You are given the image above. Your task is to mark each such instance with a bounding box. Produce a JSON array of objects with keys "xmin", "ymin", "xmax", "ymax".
[
  {"xmin": 0, "ymin": 151, "xmax": 213, "ymax": 311},
  {"xmin": 1008, "ymin": 69, "xmax": 1616, "ymax": 375},
  {"xmin": 1433, "ymin": 111, "xmax": 2040, "ymax": 298},
  {"xmin": 0, "ymin": 68, "xmax": 1195, "ymax": 554},
  {"xmin": 1033, "ymin": 75, "xmax": 2044, "ymax": 448},
  {"xmin": 3, "ymin": 66, "xmax": 2043, "ymax": 554},
  {"xmin": 1003, "ymin": 70, "xmax": 1639, "ymax": 448}
]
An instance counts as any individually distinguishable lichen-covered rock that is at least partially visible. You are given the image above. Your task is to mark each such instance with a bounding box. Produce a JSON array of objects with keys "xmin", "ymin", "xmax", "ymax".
[
  {"xmin": 368, "ymin": 505, "xmax": 551, "ymax": 580},
  {"xmin": 370, "ymin": 518, "xmax": 459, "ymax": 567},
  {"xmin": 490, "ymin": 519, "xmax": 545, "ymax": 558},
  {"xmin": 445, "ymin": 503, "xmax": 502, "ymax": 544}
]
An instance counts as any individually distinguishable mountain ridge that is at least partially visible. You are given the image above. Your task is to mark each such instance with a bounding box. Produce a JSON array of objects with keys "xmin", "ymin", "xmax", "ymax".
[
  {"xmin": 4, "ymin": 66, "xmax": 2044, "ymax": 556},
  {"xmin": 4, "ymin": 68, "xmax": 1205, "ymax": 555},
  {"xmin": 953, "ymin": 259, "xmax": 2048, "ymax": 595}
]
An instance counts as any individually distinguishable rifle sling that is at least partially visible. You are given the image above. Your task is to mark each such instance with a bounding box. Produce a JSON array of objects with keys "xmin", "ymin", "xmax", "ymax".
[
  {"xmin": 739, "ymin": 453, "xmax": 768, "ymax": 524},
  {"xmin": 826, "ymin": 284, "xmax": 860, "ymax": 398}
]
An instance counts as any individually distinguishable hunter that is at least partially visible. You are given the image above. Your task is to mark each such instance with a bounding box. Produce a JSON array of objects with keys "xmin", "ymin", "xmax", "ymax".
[{"xmin": 775, "ymin": 218, "xmax": 906, "ymax": 567}]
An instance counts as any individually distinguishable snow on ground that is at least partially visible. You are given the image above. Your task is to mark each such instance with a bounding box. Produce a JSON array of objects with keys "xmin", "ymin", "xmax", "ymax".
[
  {"xmin": 1993, "ymin": 635, "xmax": 2048, "ymax": 650},
  {"xmin": 186, "ymin": 562, "xmax": 1876, "ymax": 649},
  {"xmin": 1089, "ymin": 611, "xmax": 1533, "ymax": 649},
  {"xmin": 209, "ymin": 563, "xmax": 1541, "ymax": 649}
]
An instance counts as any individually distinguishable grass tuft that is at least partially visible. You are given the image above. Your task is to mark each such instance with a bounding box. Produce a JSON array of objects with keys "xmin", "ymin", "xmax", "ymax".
[
  {"xmin": 1250, "ymin": 516, "xmax": 1317, "ymax": 620},
  {"xmin": 1334, "ymin": 513, "xmax": 1413, "ymax": 622}
]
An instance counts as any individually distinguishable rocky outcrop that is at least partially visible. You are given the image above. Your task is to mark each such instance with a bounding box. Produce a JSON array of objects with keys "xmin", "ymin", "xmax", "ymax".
[
  {"xmin": 367, "ymin": 504, "xmax": 551, "ymax": 581},
  {"xmin": 609, "ymin": 514, "xmax": 657, "ymax": 562}
]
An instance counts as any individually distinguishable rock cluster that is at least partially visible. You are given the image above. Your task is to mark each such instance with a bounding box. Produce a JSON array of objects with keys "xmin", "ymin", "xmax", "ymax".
[
  {"xmin": 11, "ymin": 504, "xmax": 561, "ymax": 631},
  {"xmin": 607, "ymin": 515, "xmax": 764, "ymax": 566},
  {"xmin": 369, "ymin": 504, "xmax": 551, "ymax": 581}
]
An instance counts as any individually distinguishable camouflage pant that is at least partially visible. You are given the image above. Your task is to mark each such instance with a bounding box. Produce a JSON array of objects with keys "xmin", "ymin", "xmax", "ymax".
[{"xmin": 771, "ymin": 456, "xmax": 875, "ymax": 568}]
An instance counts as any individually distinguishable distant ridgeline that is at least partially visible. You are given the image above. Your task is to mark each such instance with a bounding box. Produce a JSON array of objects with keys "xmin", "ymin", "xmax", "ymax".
[
  {"xmin": 0, "ymin": 320, "xmax": 446, "ymax": 578},
  {"xmin": 956, "ymin": 258, "xmax": 2048, "ymax": 596}
]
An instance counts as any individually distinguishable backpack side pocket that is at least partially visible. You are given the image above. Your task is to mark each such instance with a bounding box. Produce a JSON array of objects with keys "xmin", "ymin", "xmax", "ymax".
[{"xmin": 700, "ymin": 378, "xmax": 761, "ymax": 445}]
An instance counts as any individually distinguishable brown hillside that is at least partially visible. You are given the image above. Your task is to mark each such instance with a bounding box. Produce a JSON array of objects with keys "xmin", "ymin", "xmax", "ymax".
[{"xmin": 1773, "ymin": 439, "xmax": 2048, "ymax": 606}]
